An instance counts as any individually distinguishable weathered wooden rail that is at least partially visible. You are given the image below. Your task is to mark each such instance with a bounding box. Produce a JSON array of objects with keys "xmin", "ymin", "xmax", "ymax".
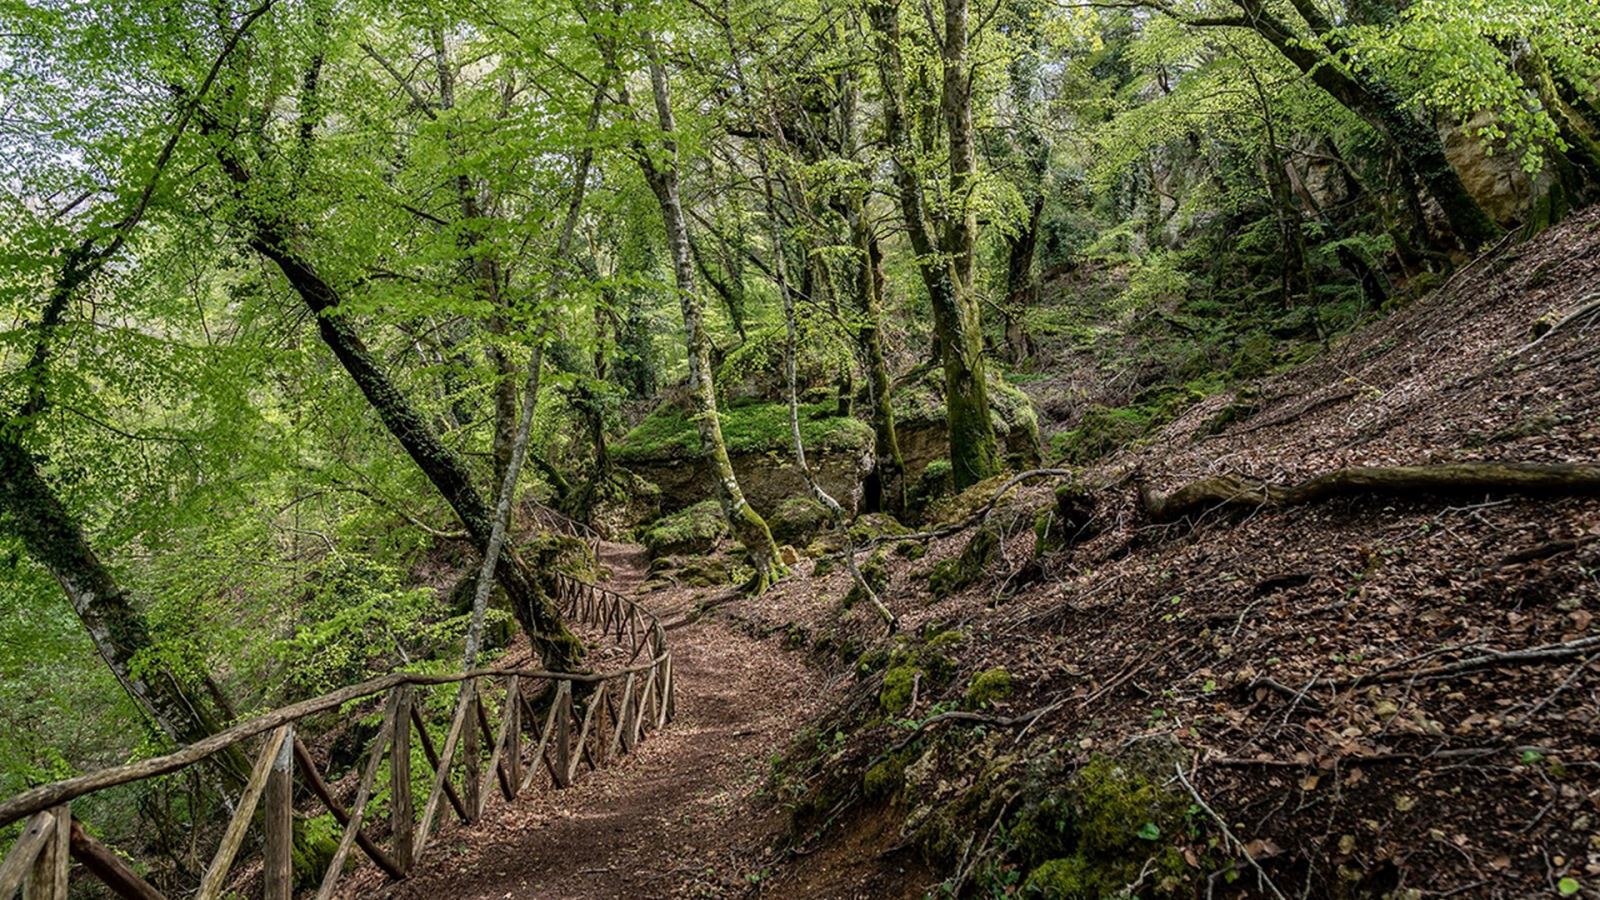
[{"xmin": 0, "ymin": 573, "xmax": 671, "ymax": 899}]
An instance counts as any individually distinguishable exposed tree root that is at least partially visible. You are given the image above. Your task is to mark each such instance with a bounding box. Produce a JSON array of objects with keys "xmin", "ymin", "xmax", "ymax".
[{"xmin": 1142, "ymin": 462, "xmax": 1600, "ymax": 523}]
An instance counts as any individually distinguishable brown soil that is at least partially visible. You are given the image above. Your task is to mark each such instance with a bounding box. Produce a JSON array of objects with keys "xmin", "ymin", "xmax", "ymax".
[
  {"xmin": 733, "ymin": 208, "xmax": 1600, "ymax": 897},
  {"xmin": 340, "ymin": 543, "xmax": 834, "ymax": 899}
]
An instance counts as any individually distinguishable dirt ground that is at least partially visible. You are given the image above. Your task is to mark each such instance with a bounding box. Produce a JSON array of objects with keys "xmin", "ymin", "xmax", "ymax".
[{"xmin": 339, "ymin": 544, "xmax": 855, "ymax": 900}]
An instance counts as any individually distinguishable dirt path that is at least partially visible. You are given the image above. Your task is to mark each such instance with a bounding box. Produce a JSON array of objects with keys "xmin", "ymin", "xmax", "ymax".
[{"xmin": 362, "ymin": 543, "xmax": 828, "ymax": 899}]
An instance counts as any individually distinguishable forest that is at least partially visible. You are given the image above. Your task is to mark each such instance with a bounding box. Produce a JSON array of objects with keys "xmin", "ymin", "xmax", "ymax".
[{"xmin": 2, "ymin": 0, "xmax": 1599, "ymax": 896}]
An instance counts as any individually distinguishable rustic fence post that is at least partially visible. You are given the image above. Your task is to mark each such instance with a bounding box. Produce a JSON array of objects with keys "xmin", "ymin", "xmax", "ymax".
[
  {"xmin": 553, "ymin": 681, "xmax": 573, "ymax": 788},
  {"xmin": 264, "ymin": 725, "xmax": 294, "ymax": 900},
  {"xmin": 504, "ymin": 676, "xmax": 522, "ymax": 796},
  {"xmin": 22, "ymin": 804, "xmax": 68, "ymax": 900},
  {"xmin": 392, "ymin": 685, "xmax": 414, "ymax": 873},
  {"xmin": 462, "ymin": 682, "xmax": 481, "ymax": 821}
]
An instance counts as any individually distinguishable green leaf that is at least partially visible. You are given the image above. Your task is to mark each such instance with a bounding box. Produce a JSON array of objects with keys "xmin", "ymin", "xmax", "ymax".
[
  {"xmin": 1558, "ymin": 877, "xmax": 1580, "ymax": 896},
  {"xmin": 1136, "ymin": 822, "xmax": 1161, "ymax": 841}
]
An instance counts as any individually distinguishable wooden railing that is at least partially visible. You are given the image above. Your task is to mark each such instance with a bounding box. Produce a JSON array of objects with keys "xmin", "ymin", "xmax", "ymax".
[{"xmin": 0, "ymin": 573, "xmax": 672, "ymax": 900}]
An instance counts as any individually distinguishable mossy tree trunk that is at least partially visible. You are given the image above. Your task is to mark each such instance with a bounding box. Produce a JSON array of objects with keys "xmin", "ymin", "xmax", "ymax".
[
  {"xmin": 0, "ymin": 432, "xmax": 251, "ymax": 785},
  {"xmin": 637, "ymin": 42, "xmax": 782, "ymax": 592},
  {"xmin": 1216, "ymin": 0, "xmax": 1501, "ymax": 251},
  {"xmin": 868, "ymin": 0, "xmax": 1001, "ymax": 491},
  {"xmin": 211, "ymin": 139, "xmax": 583, "ymax": 668}
]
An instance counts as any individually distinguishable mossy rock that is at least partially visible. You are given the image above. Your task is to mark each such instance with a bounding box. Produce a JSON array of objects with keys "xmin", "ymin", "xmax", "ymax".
[
  {"xmin": 714, "ymin": 324, "xmax": 854, "ymax": 403},
  {"xmin": 910, "ymin": 458, "xmax": 955, "ymax": 513},
  {"xmin": 648, "ymin": 553, "xmax": 734, "ymax": 588},
  {"xmin": 1033, "ymin": 481, "xmax": 1098, "ymax": 557},
  {"xmin": 878, "ymin": 630, "xmax": 963, "ymax": 713},
  {"xmin": 1011, "ymin": 747, "xmax": 1194, "ymax": 898},
  {"xmin": 849, "ymin": 512, "xmax": 911, "ymax": 543},
  {"xmin": 929, "ymin": 525, "xmax": 1002, "ymax": 599},
  {"xmin": 769, "ymin": 496, "xmax": 829, "ymax": 546},
  {"xmin": 863, "ymin": 749, "xmax": 914, "ymax": 802},
  {"xmin": 641, "ymin": 500, "xmax": 728, "ymax": 559},
  {"xmin": 926, "ymin": 472, "xmax": 1020, "ymax": 528},
  {"xmin": 880, "ymin": 664, "xmax": 919, "ymax": 714},
  {"xmin": 523, "ymin": 532, "xmax": 598, "ymax": 582},
  {"xmin": 614, "ymin": 399, "xmax": 872, "ymax": 462},
  {"xmin": 964, "ymin": 668, "xmax": 1014, "ymax": 709},
  {"xmin": 588, "ymin": 468, "xmax": 663, "ymax": 538}
]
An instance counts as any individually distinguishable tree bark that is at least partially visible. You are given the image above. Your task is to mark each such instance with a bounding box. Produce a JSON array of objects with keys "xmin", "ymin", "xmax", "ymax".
[
  {"xmin": 637, "ymin": 41, "xmax": 782, "ymax": 591},
  {"xmin": 0, "ymin": 432, "xmax": 250, "ymax": 784},
  {"xmin": 867, "ymin": 0, "xmax": 1000, "ymax": 490},
  {"xmin": 1142, "ymin": 463, "xmax": 1600, "ymax": 522}
]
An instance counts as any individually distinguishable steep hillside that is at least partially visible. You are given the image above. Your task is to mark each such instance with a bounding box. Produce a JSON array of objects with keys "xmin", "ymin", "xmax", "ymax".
[{"xmin": 737, "ymin": 208, "xmax": 1600, "ymax": 897}]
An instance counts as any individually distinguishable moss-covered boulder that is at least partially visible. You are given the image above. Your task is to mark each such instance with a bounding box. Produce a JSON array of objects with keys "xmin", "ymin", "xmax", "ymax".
[
  {"xmin": 964, "ymin": 668, "xmax": 1014, "ymax": 709},
  {"xmin": 641, "ymin": 500, "xmax": 728, "ymax": 559},
  {"xmin": 714, "ymin": 325, "xmax": 853, "ymax": 404},
  {"xmin": 614, "ymin": 399, "xmax": 874, "ymax": 518},
  {"xmin": 1033, "ymin": 480, "xmax": 1098, "ymax": 557},
  {"xmin": 893, "ymin": 370, "xmax": 1043, "ymax": 491},
  {"xmin": 929, "ymin": 524, "xmax": 1002, "ymax": 599},
  {"xmin": 769, "ymin": 496, "xmax": 829, "ymax": 546},
  {"xmin": 646, "ymin": 553, "xmax": 735, "ymax": 588},
  {"xmin": 586, "ymin": 468, "xmax": 662, "ymax": 540}
]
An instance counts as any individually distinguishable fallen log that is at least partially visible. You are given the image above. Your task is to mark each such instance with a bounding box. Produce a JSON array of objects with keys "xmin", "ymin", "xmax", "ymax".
[{"xmin": 1142, "ymin": 462, "xmax": 1600, "ymax": 523}]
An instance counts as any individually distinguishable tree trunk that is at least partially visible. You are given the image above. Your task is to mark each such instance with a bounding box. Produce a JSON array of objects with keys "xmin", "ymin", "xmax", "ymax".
[
  {"xmin": 0, "ymin": 432, "xmax": 251, "ymax": 784},
  {"xmin": 868, "ymin": 0, "xmax": 1000, "ymax": 490},
  {"xmin": 639, "ymin": 43, "xmax": 782, "ymax": 591},
  {"xmin": 850, "ymin": 201, "xmax": 907, "ymax": 514},
  {"xmin": 1232, "ymin": 0, "xmax": 1500, "ymax": 250},
  {"xmin": 1142, "ymin": 463, "xmax": 1600, "ymax": 522}
]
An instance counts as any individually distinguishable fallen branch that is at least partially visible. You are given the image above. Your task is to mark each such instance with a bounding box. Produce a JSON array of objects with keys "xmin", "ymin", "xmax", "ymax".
[
  {"xmin": 1251, "ymin": 634, "xmax": 1600, "ymax": 698},
  {"xmin": 1143, "ymin": 462, "xmax": 1600, "ymax": 523},
  {"xmin": 1174, "ymin": 763, "xmax": 1289, "ymax": 900}
]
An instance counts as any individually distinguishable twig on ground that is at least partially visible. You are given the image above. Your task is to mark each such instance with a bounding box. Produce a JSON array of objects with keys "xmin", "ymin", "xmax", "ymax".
[{"xmin": 1174, "ymin": 763, "xmax": 1289, "ymax": 900}]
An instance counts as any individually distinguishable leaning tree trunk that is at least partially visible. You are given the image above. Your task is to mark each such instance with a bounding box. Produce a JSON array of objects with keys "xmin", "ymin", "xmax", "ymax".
[
  {"xmin": 246, "ymin": 226, "xmax": 582, "ymax": 668},
  {"xmin": 639, "ymin": 43, "xmax": 782, "ymax": 592},
  {"xmin": 0, "ymin": 432, "xmax": 251, "ymax": 785},
  {"xmin": 1233, "ymin": 0, "xmax": 1500, "ymax": 251}
]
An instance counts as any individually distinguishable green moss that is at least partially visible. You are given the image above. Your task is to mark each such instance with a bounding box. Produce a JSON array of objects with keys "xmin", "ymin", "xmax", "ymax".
[
  {"xmin": 912, "ymin": 458, "xmax": 955, "ymax": 512},
  {"xmin": 880, "ymin": 665, "xmax": 919, "ymax": 713},
  {"xmin": 769, "ymin": 496, "xmax": 829, "ymax": 546},
  {"xmin": 291, "ymin": 814, "xmax": 342, "ymax": 889},
  {"xmin": 848, "ymin": 512, "xmax": 911, "ymax": 543},
  {"xmin": 863, "ymin": 749, "xmax": 913, "ymax": 801},
  {"xmin": 964, "ymin": 668, "xmax": 1014, "ymax": 709},
  {"xmin": 523, "ymin": 533, "xmax": 597, "ymax": 582},
  {"xmin": 1008, "ymin": 753, "xmax": 1193, "ymax": 898},
  {"xmin": 641, "ymin": 500, "xmax": 728, "ymax": 558},
  {"xmin": 614, "ymin": 400, "xmax": 873, "ymax": 462},
  {"xmin": 894, "ymin": 540, "xmax": 926, "ymax": 560},
  {"xmin": 929, "ymin": 525, "xmax": 1001, "ymax": 599}
]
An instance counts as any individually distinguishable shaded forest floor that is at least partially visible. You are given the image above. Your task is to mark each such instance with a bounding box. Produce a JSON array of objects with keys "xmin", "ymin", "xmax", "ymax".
[
  {"xmin": 731, "ymin": 209, "xmax": 1600, "ymax": 897},
  {"xmin": 341, "ymin": 543, "xmax": 873, "ymax": 899}
]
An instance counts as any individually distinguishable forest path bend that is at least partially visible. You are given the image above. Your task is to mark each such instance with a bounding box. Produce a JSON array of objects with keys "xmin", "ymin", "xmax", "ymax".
[{"xmin": 356, "ymin": 542, "xmax": 826, "ymax": 899}]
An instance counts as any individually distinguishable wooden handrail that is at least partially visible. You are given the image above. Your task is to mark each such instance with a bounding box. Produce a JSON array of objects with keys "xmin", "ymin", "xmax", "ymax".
[{"xmin": 0, "ymin": 571, "xmax": 675, "ymax": 900}]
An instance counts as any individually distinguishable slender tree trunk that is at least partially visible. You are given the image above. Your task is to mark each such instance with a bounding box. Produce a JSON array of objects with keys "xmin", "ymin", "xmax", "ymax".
[
  {"xmin": 638, "ymin": 42, "xmax": 782, "ymax": 591},
  {"xmin": 868, "ymin": 0, "xmax": 1000, "ymax": 490},
  {"xmin": 850, "ymin": 201, "xmax": 907, "ymax": 513},
  {"xmin": 432, "ymin": 26, "xmax": 519, "ymax": 486}
]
